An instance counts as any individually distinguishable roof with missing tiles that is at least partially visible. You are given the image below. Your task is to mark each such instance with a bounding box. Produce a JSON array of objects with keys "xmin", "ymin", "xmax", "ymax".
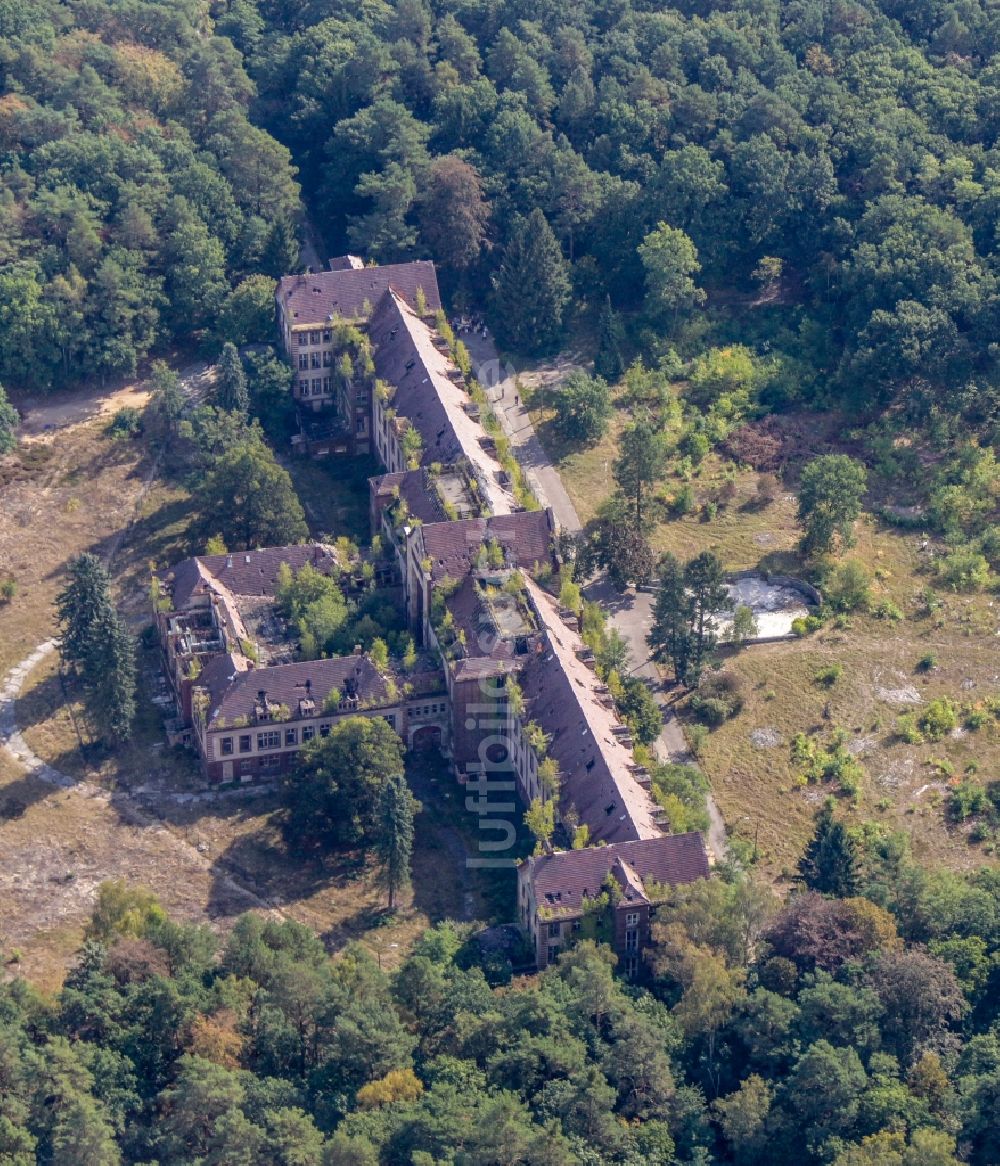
[
  {"xmin": 519, "ymin": 578, "xmax": 663, "ymax": 846},
  {"xmin": 203, "ymin": 655, "xmax": 393, "ymax": 731},
  {"xmin": 369, "ymin": 291, "xmax": 516, "ymax": 513},
  {"xmin": 523, "ymin": 833, "xmax": 710, "ymax": 916},
  {"xmin": 277, "ymin": 261, "xmax": 441, "ymax": 325},
  {"xmin": 167, "ymin": 545, "xmax": 338, "ymax": 610},
  {"xmin": 418, "ymin": 511, "xmax": 556, "ymax": 582}
]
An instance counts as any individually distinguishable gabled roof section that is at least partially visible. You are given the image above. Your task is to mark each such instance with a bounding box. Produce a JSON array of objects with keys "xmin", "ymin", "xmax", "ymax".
[
  {"xmin": 371, "ymin": 470, "xmax": 448, "ymax": 527},
  {"xmin": 203, "ymin": 655, "xmax": 395, "ymax": 731},
  {"xmin": 168, "ymin": 545, "xmax": 338, "ymax": 610},
  {"xmin": 369, "ymin": 290, "xmax": 515, "ymax": 513},
  {"xmin": 277, "ymin": 260, "xmax": 441, "ymax": 325},
  {"xmin": 525, "ymin": 834, "xmax": 710, "ymax": 916},
  {"xmin": 418, "ymin": 511, "xmax": 556, "ymax": 582},
  {"xmin": 519, "ymin": 578, "xmax": 662, "ymax": 845}
]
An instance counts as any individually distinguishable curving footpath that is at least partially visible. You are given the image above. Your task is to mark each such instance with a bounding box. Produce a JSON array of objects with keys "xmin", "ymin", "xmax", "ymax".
[
  {"xmin": 0, "ymin": 640, "xmax": 74, "ymax": 790},
  {"xmin": 0, "ymin": 642, "xmax": 276, "ymax": 914}
]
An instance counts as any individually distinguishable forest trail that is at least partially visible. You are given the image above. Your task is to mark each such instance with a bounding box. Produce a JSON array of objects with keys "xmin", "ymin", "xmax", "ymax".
[{"xmin": 13, "ymin": 362, "xmax": 216, "ymax": 442}]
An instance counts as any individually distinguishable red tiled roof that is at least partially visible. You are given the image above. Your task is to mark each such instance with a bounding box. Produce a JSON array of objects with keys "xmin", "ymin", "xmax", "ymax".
[
  {"xmin": 277, "ymin": 261, "xmax": 441, "ymax": 325},
  {"xmin": 518, "ymin": 579, "xmax": 662, "ymax": 845},
  {"xmin": 370, "ymin": 469, "xmax": 447, "ymax": 526},
  {"xmin": 419, "ymin": 511, "xmax": 556, "ymax": 581},
  {"xmin": 525, "ymin": 834, "xmax": 710, "ymax": 915},
  {"xmin": 204, "ymin": 655, "xmax": 392, "ymax": 730},
  {"xmin": 168, "ymin": 545, "xmax": 337, "ymax": 609}
]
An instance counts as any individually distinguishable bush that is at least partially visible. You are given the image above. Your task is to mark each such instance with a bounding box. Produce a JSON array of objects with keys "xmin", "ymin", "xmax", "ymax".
[
  {"xmin": 916, "ymin": 653, "xmax": 937, "ymax": 672},
  {"xmin": 792, "ymin": 614, "xmax": 824, "ymax": 636},
  {"xmin": 937, "ymin": 549, "xmax": 991, "ymax": 593},
  {"xmin": 691, "ymin": 696, "xmax": 732, "ymax": 727},
  {"xmin": 670, "ymin": 484, "xmax": 695, "ymax": 516},
  {"xmin": 105, "ymin": 407, "xmax": 143, "ymax": 439},
  {"xmin": 979, "ymin": 526, "xmax": 1000, "ymax": 569},
  {"xmin": 687, "ymin": 724, "xmax": 708, "ymax": 757},
  {"xmin": 918, "ymin": 697, "xmax": 959, "ymax": 741},
  {"xmin": 814, "ymin": 664, "xmax": 843, "ymax": 687},
  {"xmin": 0, "ymin": 577, "xmax": 15, "ymax": 603},
  {"xmin": 964, "ymin": 707, "xmax": 988, "ymax": 730},
  {"xmin": 723, "ymin": 419, "xmax": 783, "ymax": 471},
  {"xmin": 825, "ymin": 560, "xmax": 871, "ymax": 613},
  {"xmin": 679, "ymin": 428, "xmax": 710, "ymax": 465},
  {"xmin": 691, "ymin": 671, "xmax": 744, "ymax": 725},
  {"xmin": 896, "ymin": 714, "xmax": 923, "ymax": 744},
  {"xmin": 870, "ymin": 599, "xmax": 904, "ymax": 622},
  {"xmin": 948, "ymin": 780, "xmax": 988, "ymax": 822}
]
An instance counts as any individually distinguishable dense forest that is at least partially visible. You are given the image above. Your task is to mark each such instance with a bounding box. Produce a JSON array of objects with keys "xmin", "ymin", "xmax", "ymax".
[
  {"xmin": 3, "ymin": 829, "xmax": 1000, "ymax": 1166},
  {"xmin": 5, "ymin": 1, "xmax": 1000, "ymax": 1163},
  {"xmin": 4, "ymin": 0, "xmax": 1000, "ymax": 439},
  {"xmin": 238, "ymin": 0, "xmax": 1000, "ymax": 431},
  {"xmin": 0, "ymin": 0, "xmax": 300, "ymax": 385}
]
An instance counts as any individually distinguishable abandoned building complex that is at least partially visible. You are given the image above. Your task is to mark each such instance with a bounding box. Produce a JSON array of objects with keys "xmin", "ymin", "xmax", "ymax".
[{"xmin": 155, "ymin": 257, "xmax": 708, "ymax": 971}]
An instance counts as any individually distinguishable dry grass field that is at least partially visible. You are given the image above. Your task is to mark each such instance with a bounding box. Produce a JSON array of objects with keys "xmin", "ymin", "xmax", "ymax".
[
  {"xmin": 0, "ymin": 402, "xmax": 505, "ymax": 987},
  {"xmin": 528, "ymin": 371, "xmax": 1000, "ymax": 881}
]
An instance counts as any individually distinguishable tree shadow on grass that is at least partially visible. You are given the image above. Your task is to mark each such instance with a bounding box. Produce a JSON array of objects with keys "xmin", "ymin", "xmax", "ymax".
[
  {"xmin": 204, "ymin": 817, "xmax": 368, "ymax": 918},
  {"xmin": 0, "ymin": 772, "xmax": 61, "ymax": 818}
]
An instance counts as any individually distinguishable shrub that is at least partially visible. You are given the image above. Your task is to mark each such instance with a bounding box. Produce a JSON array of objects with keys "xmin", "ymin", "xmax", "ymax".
[
  {"xmin": 687, "ymin": 724, "xmax": 708, "ymax": 757},
  {"xmin": 691, "ymin": 696, "xmax": 732, "ymax": 727},
  {"xmin": 965, "ymin": 707, "xmax": 988, "ymax": 731},
  {"xmin": 691, "ymin": 672, "xmax": 744, "ymax": 725},
  {"xmin": 825, "ymin": 560, "xmax": 871, "ymax": 613},
  {"xmin": 105, "ymin": 407, "xmax": 143, "ymax": 438},
  {"xmin": 814, "ymin": 663, "xmax": 843, "ymax": 687},
  {"xmin": 791, "ymin": 614, "xmax": 824, "ymax": 636},
  {"xmin": 0, "ymin": 578, "xmax": 15, "ymax": 603},
  {"xmin": 979, "ymin": 526, "xmax": 1000, "ymax": 569},
  {"xmin": 948, "ymin": 780, "xmax": 988, "ymax": 822},
  {"xmin": 680, "ymin": 428, "xmax": 710, "ymax": 465},
  {"xmin": 916, "ymin": 653, "xmax": 937, "ymax": 672},
  {"xmin": 918, "ymin": 697, "xmax": 959, "ymax": 741},
  {"xmin": 871, "ymin": 599, "xmax": 904, "ymax": 622},
  {"xmin": 723, "ymin": 419, "xmax": 783, "ymax": 471},
  {"xmin": 937, "ymin": 549, "xmax": 991, "ymax": 593},
  {"xmin": 671, "ymin": 484, "xmax": 695, "ymax": 516},
  {"xmin": 896, "ymin": 714, "xmax": 923, "ymax": 744}
]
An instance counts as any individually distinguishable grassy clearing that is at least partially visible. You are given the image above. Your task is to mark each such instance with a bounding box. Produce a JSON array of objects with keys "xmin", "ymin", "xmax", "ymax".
[
  {"xmin": 2, "ymin": 410, "xmax": 518, "ymax": 985},
  {"xmin": 521, "ymin": 354, "xmax": 1000, "ymax": 879}
]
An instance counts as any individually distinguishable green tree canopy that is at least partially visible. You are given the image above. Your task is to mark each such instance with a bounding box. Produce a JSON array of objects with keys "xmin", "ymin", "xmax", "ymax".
[
  {"xmin": 201, "ymin": 440, "xmax": 308, "ymax": 550},
  {"xmin": 798, "ymin": 455, "xmax": 868, "ymax": 555},
  {"xmin": 281, "ymin": 716, "xmax": 405, "ymax": 852}
]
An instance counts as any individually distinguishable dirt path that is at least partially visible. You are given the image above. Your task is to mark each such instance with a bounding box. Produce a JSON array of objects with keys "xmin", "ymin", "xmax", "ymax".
[
  {"xmin": 461, "ymin": 333, "xmax": 583, "ymax": 534},
  {"xmin": 0, "ymin": 361, "xmax": 282, "ymax": 945},
  {"xmin": 0, "ymin": 644, "xmax": 275, "ymax": 921},
  {"xmin": 14, "ymin": 362, "xmax": 216, "ymax": 443}
]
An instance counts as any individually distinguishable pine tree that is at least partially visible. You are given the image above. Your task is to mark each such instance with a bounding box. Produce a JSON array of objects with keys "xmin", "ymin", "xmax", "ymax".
[
  {"xmin": 648, "ymin": 552, "xmax": 694, "ymax": 685},
  {"xmin": 217, "ymin": 343, "xmax": 249, "ymax": 415},
  {"xmin": 594, "ymin": 296, "xmax": 624, "ymax": 382},
  {"xmin": 261, "ymin": 216, "xmax": 301, "ymax": 278},
  {"xmin": 56, "ymin": 554, "xmax": 115, "ymax": 668},
  {"xmin": 799, "ymin": 800, "xmax": 859, "ymax": 897},
  {"xmin": 685, "ymin": 551, "xmax": 729, "ymax": 686},
  {"xmin": 83, "ymin": 605, "xmax": 136, "ymax": 745},
  {"xmin": 613, "ymin": 411, "xmax": 668, "ymax": 526},
  {"xmin": 492, "ymin": 209, "xmax": 570, "ymax": 354},
  {"xmin": 375, "ymin": 771, "xmax": 417, "ymax": 909}
]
